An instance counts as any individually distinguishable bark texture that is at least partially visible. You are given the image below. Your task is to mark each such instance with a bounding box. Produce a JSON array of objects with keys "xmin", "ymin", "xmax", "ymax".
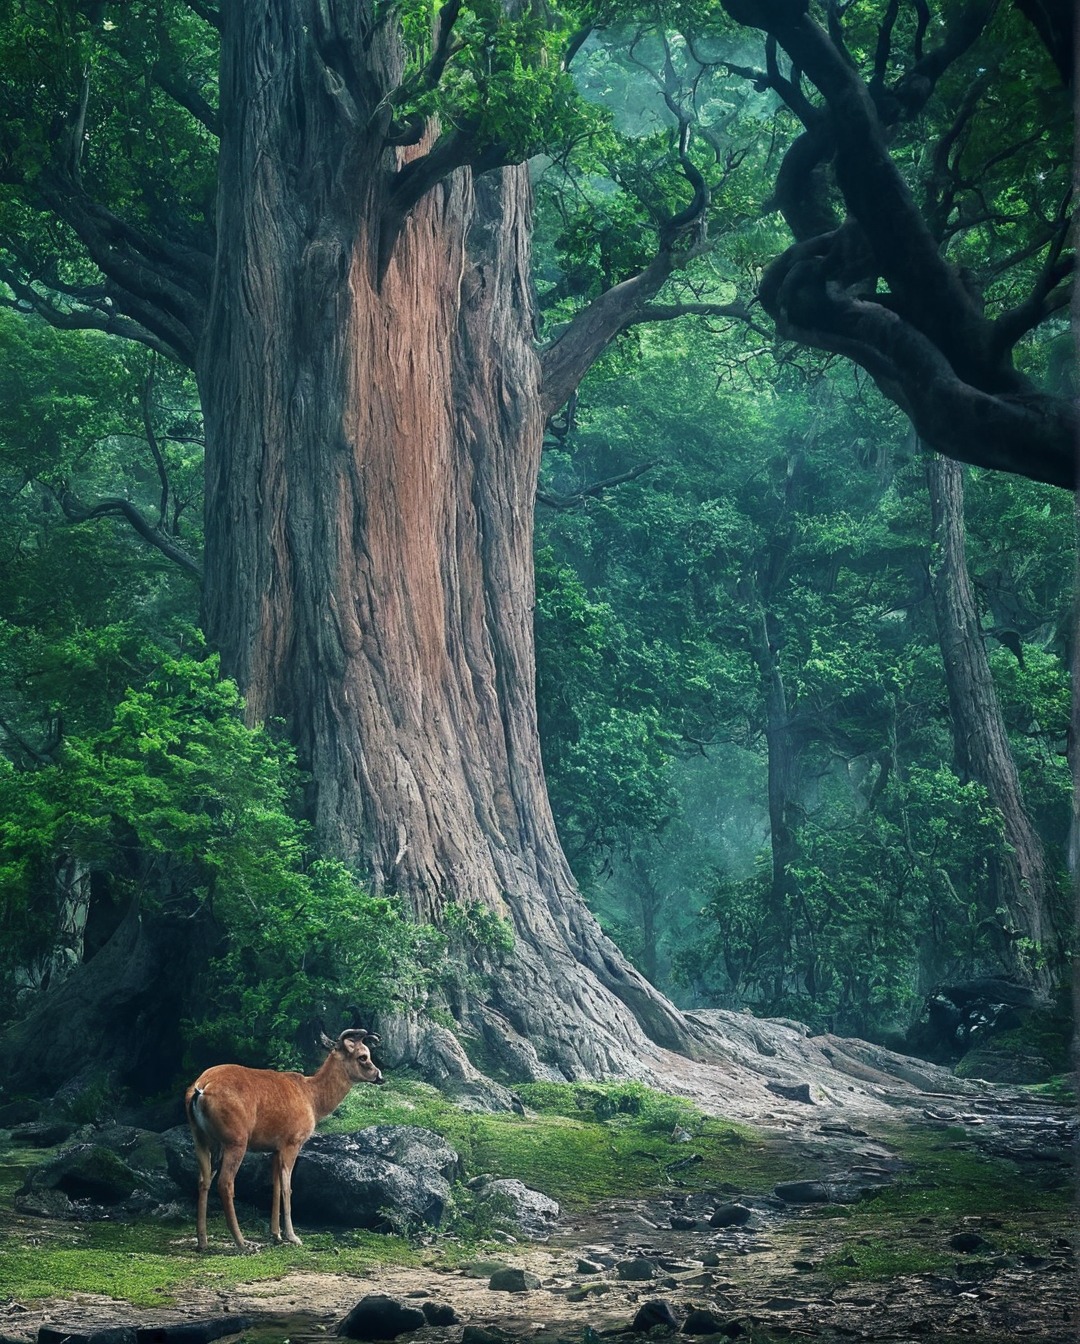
[
  {"xmin": 927, "ymin": 455, "xmax": 1060, "ymax": 995},
  {"xmin": 198, "ymin": 0, "xmax": 698, "ymax": 1078}
]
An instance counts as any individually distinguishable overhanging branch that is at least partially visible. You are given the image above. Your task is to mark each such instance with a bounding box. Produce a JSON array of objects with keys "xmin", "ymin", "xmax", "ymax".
[{"xmin": 58, "ymin": 489, "xmax": 204, "ymax": 578}]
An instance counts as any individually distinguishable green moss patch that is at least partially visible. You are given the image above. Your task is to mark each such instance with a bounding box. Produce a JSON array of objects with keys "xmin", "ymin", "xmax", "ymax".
[
  {"xmin": 329, "ymin": 1077, "xmax": 796, "ymax": 1208},
  {"xmin": 813, "ymin": 1122, "xmax": 1072, "ymax": 1285},
  {"xmin": 0, "ymin": 1222, "xmax": 420, "ymax": 1307}
]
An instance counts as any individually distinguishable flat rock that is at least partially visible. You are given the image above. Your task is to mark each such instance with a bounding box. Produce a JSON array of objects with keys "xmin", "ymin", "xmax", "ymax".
[
  {"xmin": 12, "ymin": 1120, "xmax": 80, "ymax": 1147},
  {"xmin": 488, "ymin": 1267, "xmax": 540, "ymax": 1293},
  {"xmin": 135, "ymin": 1319, "xmax": 254, "ymax": 1342},
  {"xmin": 709, "ymin": 1203, "xmax": 751, "ymax": 1228},
  {"xmin": 616, "ymin": 1257, "xmax": 658, "ymax": 1281},
  {"xmin": 773, "ymin": 1181, "xmax": 830, "ymax": 1204},
  {"xmin": 38, "ymin": 1329, "xmax": 137, "ymax": 1344},
  {"xmin": 766, "ymin": 1082, "xmax": 814, "ymax": 1104}
]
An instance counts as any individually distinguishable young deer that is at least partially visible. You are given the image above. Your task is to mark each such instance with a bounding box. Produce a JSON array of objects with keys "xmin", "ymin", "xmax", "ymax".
[{"xmin": 185, "ymin": 1028, "xmax": 384, "ymax": 1250}]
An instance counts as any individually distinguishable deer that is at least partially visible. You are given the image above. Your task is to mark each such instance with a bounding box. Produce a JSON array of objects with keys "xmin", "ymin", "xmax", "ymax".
[{"xmin": 185, "ymin": 1027, "xmax": 385, "ymax": 1251}]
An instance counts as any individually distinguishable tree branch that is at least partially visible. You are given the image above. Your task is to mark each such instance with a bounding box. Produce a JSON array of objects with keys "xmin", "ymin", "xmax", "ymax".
[
  {"xmin": 628, "ymin": 300, "xmax": 772, "ymax": 340},
  {"xmin": 183, "ymin": 0, "xmax": 221, "ymax": 30},
  {"xmin": 58, "ymin": 489, "xmax": 203, "ymax": 578},
  {"xmin": 537, "ymin": 460, "xmax": 657, "ymax": 509},
  {"xmin": 0, "ymin": 266, "xmax": 180, "ymax": 359},
  {"xmin": 540, "ymin": 134, "xmax": 713, "ymax": 417},
  {"xmin": 152, "ymin": 61, "xmax": 220, "ymax": 135}
]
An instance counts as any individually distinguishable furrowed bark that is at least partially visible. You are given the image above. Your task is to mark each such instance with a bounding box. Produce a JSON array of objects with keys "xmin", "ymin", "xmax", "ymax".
[
  {"xmin": 199, "ymin": 0, "xmax": 700, "ymax": 1078},
  {"xmin": 927, "ymin": 454, "xmax": 1061, "ymax": 995}
]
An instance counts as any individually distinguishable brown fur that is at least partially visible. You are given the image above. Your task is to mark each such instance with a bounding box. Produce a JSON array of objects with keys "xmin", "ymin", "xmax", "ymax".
[{"xmin": 185, "ymin": 1029, "xmax": 383, "ymax": 1250}]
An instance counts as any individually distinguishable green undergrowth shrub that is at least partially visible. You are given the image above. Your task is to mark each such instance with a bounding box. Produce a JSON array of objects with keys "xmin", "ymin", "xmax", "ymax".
[{"xmin": 0, "ymin": 638, "xmax": 445, "ymax": 1069}]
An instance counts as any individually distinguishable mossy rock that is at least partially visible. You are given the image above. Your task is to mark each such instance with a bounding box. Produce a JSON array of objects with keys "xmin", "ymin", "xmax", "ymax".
[
  {"xmin": 23, "ymin": 1143, "xmax": 140, "ymax": 1205},
  {"xmin": 955, "ymin": 1046, "xmax": 1055, "ymax": 1084}
]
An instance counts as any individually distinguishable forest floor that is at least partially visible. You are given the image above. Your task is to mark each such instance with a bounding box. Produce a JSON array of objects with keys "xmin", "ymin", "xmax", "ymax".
[{"xmin": 0, "ymin": 1021, "xmax": 1076, "ymax": 1344}]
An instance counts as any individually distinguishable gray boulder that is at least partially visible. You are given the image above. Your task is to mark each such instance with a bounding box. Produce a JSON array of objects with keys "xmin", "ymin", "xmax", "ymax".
[
  {"xmin": 467, "ymin": 1175, "xmax": 559, "ymax": 1238},
  {"xmin": 235, "ymin": 1126, "xmax": 460, "ymax": 1231},
  {"xmin": 488, "ymin": 1267, "xmax": 541, "ymax": 1293},
  {"xmin": 16, "ymin": 1144, "xmax": 140, "ymax": 1217}
]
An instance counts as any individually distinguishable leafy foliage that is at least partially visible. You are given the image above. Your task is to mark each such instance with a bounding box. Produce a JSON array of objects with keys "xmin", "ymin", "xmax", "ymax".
[{"xmin": 0, "ymin": 640, "xmax": 441, "ymax": 1065}]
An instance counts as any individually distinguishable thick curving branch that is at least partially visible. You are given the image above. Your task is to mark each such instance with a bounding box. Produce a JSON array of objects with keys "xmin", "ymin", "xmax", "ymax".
[{"xmin": 58, "ymin": 489, "xmax": 204, "ymax": 578}]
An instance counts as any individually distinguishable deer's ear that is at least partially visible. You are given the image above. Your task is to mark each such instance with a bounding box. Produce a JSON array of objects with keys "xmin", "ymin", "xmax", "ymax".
[{"xmin": 319, "ymin": 1032, "xmax": 336, "ymax": 1051}]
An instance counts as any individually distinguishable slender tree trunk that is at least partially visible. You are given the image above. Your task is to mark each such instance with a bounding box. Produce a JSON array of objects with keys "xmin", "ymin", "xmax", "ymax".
[
  {"xmin": 747, "ymin": 605, "xmax": 801, "ymax": 1005},
  {"xmin": 197, "ymin": 0, "xmax": 697, "ymax": 1077},
  {"xmin": 927, "ymin": 454, "xmax": 1060, "ymax": 996}
]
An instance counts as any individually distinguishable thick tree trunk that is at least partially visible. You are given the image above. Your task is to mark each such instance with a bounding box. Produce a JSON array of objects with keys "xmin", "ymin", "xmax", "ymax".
[
  {"xmin": 197, "ymin": 0, "xmax": 697, "ymax": 1078},
  {"xmin": 927, "ymin": 455, "xmax": 1060, "ymax": 996}
]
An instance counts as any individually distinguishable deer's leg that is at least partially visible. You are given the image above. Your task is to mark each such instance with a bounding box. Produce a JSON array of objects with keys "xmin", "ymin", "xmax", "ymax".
[
  {"xmin": 270, "ymin": 1151, "xmax": 283, "ymax": 1243},
  {"xmin": 279, "ymin": 1143, "xmax": 303, "ymax": 1245},
  {"xmin": 193, "ymin": 1135, "xmax": 213, "ymax": 1252},
  {"xmin": 216, "ymin": 1143, "xmax": 250, "ymax": 1249}
]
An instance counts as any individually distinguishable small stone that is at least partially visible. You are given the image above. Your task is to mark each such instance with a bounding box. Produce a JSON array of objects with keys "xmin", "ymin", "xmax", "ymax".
[
  {"xmin": 774, "ymin": 1181, "xmax": 829, "ymax": 1204},
  {"xmin": 616, "ymin": 1257, "xmax": 658, "ymax": 1282},
  {"xmin": 420, "ymin": 1302, "xmax": 459, "ymax": 1326},
  {"xmin": 700, "ymin": 1251, "xmax": 722, "ymax": 1267},
  {"xmin": 630, "ymin": 1300, "xmax": 680, "ymax": 1332},
  {"xmin": 668, "ymin": 1215, "xmax": 697, "ymax": 1230},
  {"xmin": 766, "ymin": 1082, "xmax": 814, "ymax": 1104},
  {"xmin": 566, "ymin": 1284, "xmax": 610, "ymax": 1302},
  {"xmin": 488, "ymin": 1267, "xmax": 540, "ymax": 1293},
  {"xmin": 576, "ymin": 1258, "xmax": 604, "ymax": 1274},
  {"xmin": 681, "ymin": 1309, "xmax": 722, "ymax": 1335},
  {"xmin": 950, "ymin": 1232, "xmax": 991, "ymax": 1253},
  {"xmin": 338, "ymin": 1294, "xmax": 427, "ymax": 1339},
  {"xmin": 709, "ymin": 1203, "xmax": 751, "ymax": 1228}
]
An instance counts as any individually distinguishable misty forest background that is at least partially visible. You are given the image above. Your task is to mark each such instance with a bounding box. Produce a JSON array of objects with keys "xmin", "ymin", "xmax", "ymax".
[{"xmin": 0, "ymin": 0, "xmax": 1074, "ymax": 1096}]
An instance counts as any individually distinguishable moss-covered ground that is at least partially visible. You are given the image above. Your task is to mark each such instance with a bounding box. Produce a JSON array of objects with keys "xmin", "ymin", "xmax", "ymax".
[
  {"xmin": 812, "ymin": 1122, "xmax": 1074, "ymax": 1284},
  {"xmin": 0, "ymin": 1079, "xmax": 1074, "ymax": 1335},
  {"xmin": 0, "ymin": 1079, "xmax": 797, "ymax": 1307}
]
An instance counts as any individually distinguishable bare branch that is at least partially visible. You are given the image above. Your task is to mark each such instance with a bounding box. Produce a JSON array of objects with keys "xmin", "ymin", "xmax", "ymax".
[
  {"xmin": 152, "ymin": 61, "xmax": 220, "ymax": 135},
  {"xmin": 58, "ymin": 489, "xmax": 204, "ymax": 578},
  {"xmin": 537, "ymin": 461, "xmax": 657, "ymax": 509}
]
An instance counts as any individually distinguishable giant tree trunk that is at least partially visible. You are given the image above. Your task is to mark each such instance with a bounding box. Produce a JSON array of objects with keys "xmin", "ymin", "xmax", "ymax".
[
  {"xmin": 927, "ymin": 455, "xmax": 1060, "ymax": 996},
  {"xmin": 197, "ymin": 0, "xmax": 697, "ymax": 1078}
]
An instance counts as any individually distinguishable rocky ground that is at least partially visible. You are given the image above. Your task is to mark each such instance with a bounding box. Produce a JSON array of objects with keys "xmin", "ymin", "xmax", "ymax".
[{"xmin": 1, "ymin": 1016, "xmax": 1076, "ymax": 1344}]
